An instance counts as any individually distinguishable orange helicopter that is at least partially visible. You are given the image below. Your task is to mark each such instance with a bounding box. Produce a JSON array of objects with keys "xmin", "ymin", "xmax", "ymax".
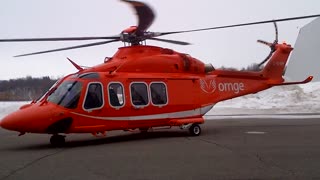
[{"xmin": 0, "ymin": 0, "xmax": 318, "ymax": 146}]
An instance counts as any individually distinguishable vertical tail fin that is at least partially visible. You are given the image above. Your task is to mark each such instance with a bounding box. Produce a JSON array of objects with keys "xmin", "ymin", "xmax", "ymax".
[{"xmin": 262, "ymin": 43, "xmax": 293, "ymax": 80}]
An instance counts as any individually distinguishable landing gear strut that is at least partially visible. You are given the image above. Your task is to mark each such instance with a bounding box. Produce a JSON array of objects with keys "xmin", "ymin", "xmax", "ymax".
[
  {"xmin": 189, "ymin": 124, "xmax": 201, "ymax": 136},
  {"xmin": 50, "ymin": 134, "xmax": 66, "ymax": 147}
]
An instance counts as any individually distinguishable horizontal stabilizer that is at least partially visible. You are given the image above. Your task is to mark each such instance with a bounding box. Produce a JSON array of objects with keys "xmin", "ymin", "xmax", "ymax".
[{"xmin": 270, "ymin": 76, "xmax": 313, "ymax": 86}]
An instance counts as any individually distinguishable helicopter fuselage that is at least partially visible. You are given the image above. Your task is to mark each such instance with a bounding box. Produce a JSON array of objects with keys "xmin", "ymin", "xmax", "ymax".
[{"xmin": 1, "ymin": 43, "xmax": 303, "ymax": 136}]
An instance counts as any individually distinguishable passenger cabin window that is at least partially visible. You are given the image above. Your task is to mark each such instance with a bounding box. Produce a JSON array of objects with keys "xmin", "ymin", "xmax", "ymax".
[
  {"xmin": 84, "ymin": 83, "xmax": 104, "ymax": 110},
  {"xmin": 150, "ymin": 82, "xmax": 168, "ymax": 105},
  {"xmin": 108, "ymin": 83, "xmax": 124, "ymax": 107},
  {"xmin": 130, "ymin": 83, "xmax": 149, "ymax": 106}
]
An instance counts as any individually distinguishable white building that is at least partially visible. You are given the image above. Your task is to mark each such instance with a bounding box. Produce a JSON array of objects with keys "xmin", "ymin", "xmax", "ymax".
[{"xmin": 285, "ymin": 17, "xmax": 320, "ymax": 82}]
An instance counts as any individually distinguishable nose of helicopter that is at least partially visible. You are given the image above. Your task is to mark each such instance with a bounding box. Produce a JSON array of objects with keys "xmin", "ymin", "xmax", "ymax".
[
  {"xmin": 1, "ymin": 113, "xmax": 19, "ymax": 131},
  {"xmin": 0, "ymin": 103, "xmax": 61, "ymax": 133},
  {"xmin": 0, "ymin": 110, "xmax": 32, "ymax": 132}
]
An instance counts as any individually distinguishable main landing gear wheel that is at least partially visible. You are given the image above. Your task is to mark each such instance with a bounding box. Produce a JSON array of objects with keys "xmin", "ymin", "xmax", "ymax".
[
  {"xmin": 189, "ymin": 124, "xmax": 201, "ymax": 136},
  {"xmin": 50, "ymin": 134, "xmax": 66, "ymax": 147}
]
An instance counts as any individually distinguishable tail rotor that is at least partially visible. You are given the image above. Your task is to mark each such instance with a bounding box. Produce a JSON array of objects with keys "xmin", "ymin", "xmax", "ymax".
[{"xmin": 257, "ymin": 22, "xmax": 279, "ymax": 67}]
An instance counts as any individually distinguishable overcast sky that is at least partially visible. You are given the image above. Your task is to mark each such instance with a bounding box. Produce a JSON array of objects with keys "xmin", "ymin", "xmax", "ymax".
[{"xmin": 0, "ymin": 0, "xmax": 319, "ymax": 80}]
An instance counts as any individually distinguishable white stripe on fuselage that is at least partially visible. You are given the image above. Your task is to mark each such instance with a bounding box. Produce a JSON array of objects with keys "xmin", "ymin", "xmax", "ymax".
[{"xmin": 70, "ymin": 104, "xmax": 214, "ymax": 121}]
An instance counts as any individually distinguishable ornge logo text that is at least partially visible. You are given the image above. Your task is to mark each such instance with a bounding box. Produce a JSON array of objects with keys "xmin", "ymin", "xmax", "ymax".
[{"xmin": 200, "ymin": 79, "xmax": 245, "ymax": 94}]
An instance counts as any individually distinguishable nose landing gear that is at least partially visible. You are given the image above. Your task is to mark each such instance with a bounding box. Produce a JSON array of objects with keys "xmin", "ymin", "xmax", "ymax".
[{"xmin": 50, "ymin": 134, "xmax": 66, "ymax": 147}]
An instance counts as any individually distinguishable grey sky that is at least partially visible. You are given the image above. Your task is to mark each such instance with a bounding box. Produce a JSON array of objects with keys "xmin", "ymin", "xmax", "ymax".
[{"xmin": 0, "ymin": 0, "xmax": 319, "ymax": 80}]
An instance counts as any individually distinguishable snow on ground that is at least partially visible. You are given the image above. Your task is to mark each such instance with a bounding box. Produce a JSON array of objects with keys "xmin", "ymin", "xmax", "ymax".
[
  {"xmin": 0, "ymin": 82, "xmax": 319, "ymax": 120},
  {"xmin": 208, "ymin": 81, "xmax": 320, "ymax": 115},
  {"xmin": 0, "ymin": 101, "xmax": 30, "ymax": 119}
]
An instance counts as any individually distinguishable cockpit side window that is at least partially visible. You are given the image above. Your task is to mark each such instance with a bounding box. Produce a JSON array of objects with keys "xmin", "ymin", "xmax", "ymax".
[
  {"xmin": 108, "ymin": 82, "xmax": 124, "ymax": 108},
  {"xmin": 47, "ymin": 81, "xmax": 82, "ymax": 109},
  {"xmin": 150, "ymin": 82, "xmax": 168, "ymax": 106},
  {"xmin": 130, "ymin": 82, "xmax": 149, "ymax": 106},
  {"xmin": 84, "ymin": 83, "xmax": 104, "ymax": 110}
]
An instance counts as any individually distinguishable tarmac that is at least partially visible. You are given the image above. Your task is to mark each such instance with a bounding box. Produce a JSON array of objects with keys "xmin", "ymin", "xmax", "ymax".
[{"xmin": 1, "ymin": 117, "xmax": 320, "ymax": 180}]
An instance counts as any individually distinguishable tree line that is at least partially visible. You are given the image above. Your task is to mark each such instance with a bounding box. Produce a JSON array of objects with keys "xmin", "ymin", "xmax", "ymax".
[{"xmin": 0, "ymin": 76, "xmax": 57, "ymax": 101}]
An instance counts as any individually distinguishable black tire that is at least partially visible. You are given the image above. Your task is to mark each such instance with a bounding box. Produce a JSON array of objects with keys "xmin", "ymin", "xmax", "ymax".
[
  {"xmin": 50, "ymin": 135, "xmax": 66, "ymax": 147},
  {"xmin": 189, "ymin": 124, "xmax": 201, "ymax": 136}
]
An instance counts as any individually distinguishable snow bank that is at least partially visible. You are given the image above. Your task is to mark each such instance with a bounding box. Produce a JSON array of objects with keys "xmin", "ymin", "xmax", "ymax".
[
  {"xmin": 208, "ymin": 82, "xmax": 320, "ymax": 115},
  {"xmin": 0, "ymin": 101, "xmax": 30, "ymax": 119}
]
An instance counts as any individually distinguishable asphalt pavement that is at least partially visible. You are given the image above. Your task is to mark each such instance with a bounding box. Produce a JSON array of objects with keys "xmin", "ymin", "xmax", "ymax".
[{"xmin": 1, "ymin": 117, "xmax": 320, "ymax": 180}]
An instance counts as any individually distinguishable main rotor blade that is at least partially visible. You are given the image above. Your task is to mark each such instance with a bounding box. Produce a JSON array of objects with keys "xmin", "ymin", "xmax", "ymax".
[
  {"xmin": 0, "ymin": 36, "xmax": 120, "ymax": 42},
  {"xmin": 158, "ymin": 14, "xmax": 320, "ymax": 36},
  {"xmin": 149, "ymin": 37, "xmax": 191, "ymax": 45},
  {"xmin": 121, "ymin": 0, "xmax": 155, "ymax": 35},
  {"xmin": 14, "ymin": 39, "xmax": 119, "ymax": 57}
]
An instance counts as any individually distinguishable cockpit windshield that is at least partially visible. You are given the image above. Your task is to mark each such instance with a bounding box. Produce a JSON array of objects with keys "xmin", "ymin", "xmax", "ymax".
[
  {"xmin": 36, "ymin": 78, "xmax": 61, "ymax": 102},
  {"xmin": 47, "ymin": 81, "xmax": 82, "ymax": 109}
]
